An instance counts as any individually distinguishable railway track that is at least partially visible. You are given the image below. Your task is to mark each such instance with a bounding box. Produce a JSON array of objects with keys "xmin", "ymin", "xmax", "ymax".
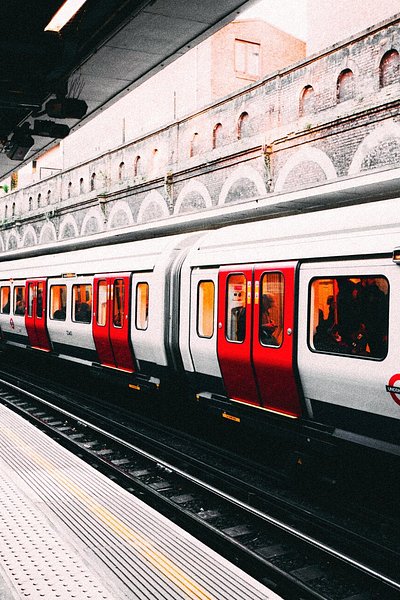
[{"xmin": 0, "ymin": 375, "xmax": 398, "ymax": 600}]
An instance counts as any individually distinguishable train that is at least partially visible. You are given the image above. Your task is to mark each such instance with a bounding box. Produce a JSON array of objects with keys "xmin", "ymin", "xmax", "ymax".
[{"xmin": 0, "ymin": 196, "xmax": 399, "ymax": 473}]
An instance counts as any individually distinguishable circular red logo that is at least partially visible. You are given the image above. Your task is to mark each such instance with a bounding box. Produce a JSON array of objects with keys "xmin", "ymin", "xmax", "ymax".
[{"xmin": 387, "ymin": 373, "xmax": 400, "ymax": 406}]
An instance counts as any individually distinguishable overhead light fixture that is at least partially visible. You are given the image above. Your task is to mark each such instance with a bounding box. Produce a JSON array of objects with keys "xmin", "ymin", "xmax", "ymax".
[
  {"xmin": 45, "ymin": 0, "xmax": 87, "ymax": 33},
  {"xmin": 5, "ymin": 127, "xmax": 34, "ymax": 161},
  {"xmin": 33, "ymin": 120, "xmax": 70, "ymax": 139},
  {"xmin": 45, "ymin": 97, "xmax": 88, "ymax": 119}
]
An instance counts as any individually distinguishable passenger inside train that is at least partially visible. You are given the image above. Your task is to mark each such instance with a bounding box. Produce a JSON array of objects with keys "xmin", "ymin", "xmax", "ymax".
[
  {"xmin": 312, "ymin": 276, "xmax": 389, "ymax": 359},
  {"xmin": 14, "ymin": 287, "xmax": 26, "ymax": 315},
  {"xmin": 227, "ymin": 275, "xmax": 246, "ymax": 342},
  {"xmin": 260, "ymin": 293, "xmax": 279, "ymax": 346}
]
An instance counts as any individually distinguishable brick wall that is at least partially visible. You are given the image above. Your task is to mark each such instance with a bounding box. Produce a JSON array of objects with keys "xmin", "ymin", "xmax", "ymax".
[{"xmin": 1, "ymin": 15, "xmax": 399, "ymax": 250}]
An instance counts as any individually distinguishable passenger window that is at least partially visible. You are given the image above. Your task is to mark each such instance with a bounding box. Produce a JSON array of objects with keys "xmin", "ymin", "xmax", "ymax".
[
  {"xmin": 72, "ymin": 284, "xmax": 92, "ymax": 323},
  {"xmin": 259, "ymin": 272, "xmax": 284, "ymax": 347},
  {"xmin": 136, "ymin": 283, "xmax": 149, "ymax": 330},
  {"xmin": 36, "ymin": 282, "xmax": 44, "ymax": 319},
  {"xmin": 50, "ymin": 285, "xmax": 67, "ymax": 321},
  {"xmin": 310, "ymin": 276, "xmax": 389, "ymax": 359},
  {"xmin": 14, "ymin": 286, "xmax": 25, "ymax": 316},
  {"xmin": 197, "ymin": 281, "xmax": 214, "ymax": 338},
  {"xmin": 0, "ymin": 286, "xmax": 10, "ymax": 314},
  {"xmin": 97, "ymin": 281, "xmax": 107, "ymax": 326},
  {"xmin": 226, "ymin": 274, "xmax": 246, "ymax": 342},
  {"xmin": 113, "ymin": 279, "xmax": 124, "ymax": 328}
]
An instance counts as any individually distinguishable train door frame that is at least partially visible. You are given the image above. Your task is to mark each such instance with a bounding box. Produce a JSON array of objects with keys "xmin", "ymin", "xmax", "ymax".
[
  {"xmin": 47, "ymin": 276, "xmax": 97, "ymax": 363},
  {"xmin": 298, "ymin": 258, "xmax": 398, "ymax": 423},
  {"xmin": 252, "ymin": 263, "xmax": 302, "ymax": 418},
  {"xmin": 217, "ymin": 265, "xmax": 260, "ymax": 406},
  {"xmin": 188, "ymin": 268, "xmax": 221, "ymax": 378},
  {"xmin": 92, "ymin": 274, "xmax": 136, "ymax": 372},
  {"xmin": 25, "ymin": 279, "xmax": 52, "ymax": 351},
  {"xmin": 130, "ymin": 272, "xmax": 157, "ymax": 367},
  {"xmin": 0, "ymin": 279, "xmax": 28, "ymax": 347}
]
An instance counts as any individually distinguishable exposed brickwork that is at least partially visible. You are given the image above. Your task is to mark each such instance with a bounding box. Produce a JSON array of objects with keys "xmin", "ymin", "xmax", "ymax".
[
  {"xmin": 1, "ymin": 16, "xmax": 400, "ymax": 250},
  {"xmin": 210, "ymin": 20, "xmax": 306, "ymax": 99}
]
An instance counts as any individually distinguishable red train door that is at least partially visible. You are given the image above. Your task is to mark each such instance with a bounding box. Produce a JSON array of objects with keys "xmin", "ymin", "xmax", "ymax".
[
  {"xmin": 92, "ymin": 275, "xmax": 135, "ymax": 372},
  {"xmin": 252, "ymin": 263, "xmax": 302, "ymax": 418},
  {"xmin": 25, "ymin": 279, "xmax": 52, "ymax": 351},
  {"xmin": 217, "ymin": 266, "xmax": 260, "ymax": 406}
]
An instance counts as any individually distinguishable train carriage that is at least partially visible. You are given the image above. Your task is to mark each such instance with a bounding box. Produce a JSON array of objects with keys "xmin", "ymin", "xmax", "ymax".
[
  {"xmin": 179, "ymin": 198, "xmax": 400, "ymax": 459},
  {"xmin": 0, "ymin": 233, "xmax": 199, "ymax": 392},
  {"xmin": 0, "ymin": 197, "xmax": 399, "ymax": 465}
]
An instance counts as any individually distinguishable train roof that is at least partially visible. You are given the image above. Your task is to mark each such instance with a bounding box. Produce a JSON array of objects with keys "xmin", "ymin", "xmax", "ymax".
[
  {"xmin": 0, "ymin": 232, "xmax": 198, "ymax": 280},
  {"xmin": 186, "ymin": 196, "xmax": 400, "ymax": 267}
]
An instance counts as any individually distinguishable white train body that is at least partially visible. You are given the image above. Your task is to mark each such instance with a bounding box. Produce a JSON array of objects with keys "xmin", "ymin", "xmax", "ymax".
[{"xmin": 1, "ymin": 198, "xmax": 399, "ymax": 460}]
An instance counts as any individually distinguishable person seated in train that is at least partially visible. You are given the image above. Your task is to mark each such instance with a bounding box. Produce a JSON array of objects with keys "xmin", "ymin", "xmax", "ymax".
[
  {"xmin": 37, "ymin": 290, "xmax": 43, "ymax": 318},
  {"xmin": 2, "ymin": 299, "xmax": 10, "ymax": 314},
  {"xmin": 336, "ymin": 279, "xmax": 362, "ymax": 348},
  {"xmin": 260, "ymin": 294, "xmax": 279, "ymax": 346},
  {"xmin": 75, "ymin": 302, "xmax": 91, "ymax": 323},
  {"xmin": 15, "ymin": 299, "xmax": 25, "ymax": 315},
  {"xmin": 350, "ymin": 322, "xmax": 369, "ymax": 355},
  {"xmin": 357, "ymin": 277, "xmax": 388, "ymax": 357},
  {"xmin": 53, "ymin": 306, "xmax": 66, "ymax": 320},
  {"xmin": 314, "ymin": 324, "xmax": 350, "ymax": 354}
]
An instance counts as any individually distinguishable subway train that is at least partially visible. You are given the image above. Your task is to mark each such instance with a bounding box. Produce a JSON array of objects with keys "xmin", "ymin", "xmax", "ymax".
[{"xmin": 0, "ymin": 197, "xmax": 399, "ymax": 469}]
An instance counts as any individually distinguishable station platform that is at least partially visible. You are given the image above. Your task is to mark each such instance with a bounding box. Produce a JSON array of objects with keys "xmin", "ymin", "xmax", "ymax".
[{"xmin": 0, "ymin": 403, "xmax": 282, "ymax": 600}]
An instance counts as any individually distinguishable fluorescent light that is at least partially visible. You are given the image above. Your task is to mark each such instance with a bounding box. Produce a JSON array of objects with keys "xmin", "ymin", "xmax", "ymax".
[{"xmin": 45, "ymin": 0, "xmax": 87, "ymax": 32}]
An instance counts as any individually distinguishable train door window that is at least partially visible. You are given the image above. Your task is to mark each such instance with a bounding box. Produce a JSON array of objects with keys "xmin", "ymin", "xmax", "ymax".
[
  {"xmin": 36, "ymin": 282, "xmax": 44, "ymax": 319},
  {"xmin": 259, "ymin": 272, "xmax": 284, "ymax": 347},
  {"xmin": 0, "ymin": 286, "xmax": 10, "ymax": 314},
  {"xmin": 14, "ymin": 286, "xmax": 25, "ymax": 315},
  {"xmin": 27, "ymin": 283, "xmax": 34, "ymax": 317},
  {"xmin": 50, "ymin": 285, "xmax": 67, "ymax": 320},
  {"xmin": 97, "ymin": 281, "xmax": 107, "ymax": 326},
  {"xmin": 135, "ymin": 282, "xmax": 149, "ymax": 330},
  {"xmin": 73, "ymin": 284, "xmax": 92, "ymax": 323},
  {"xmin": 197, "ymin": 281, "xmax": 214, "ymax": 338},
  {"xmin": 226, "ymin": 274, "xmax": 246, "ymax": 342},
  {"xmin": 113, "ymin": 279, "xmax": 124, "ymax": 328},
  {"xmin": 310, "ymin": 275, "xmax": 389, "ymax": 359}
]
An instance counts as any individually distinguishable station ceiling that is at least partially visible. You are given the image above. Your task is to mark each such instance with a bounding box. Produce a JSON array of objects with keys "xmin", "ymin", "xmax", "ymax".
[{"xmin": 0, "ymin": 0, "xmax": 253, "ymax": 180}]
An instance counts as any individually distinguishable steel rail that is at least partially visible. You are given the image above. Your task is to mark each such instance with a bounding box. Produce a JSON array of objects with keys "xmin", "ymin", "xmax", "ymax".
[{"xmin": 0, "ymin": 376, "xmax": 399, "ymax": 594}]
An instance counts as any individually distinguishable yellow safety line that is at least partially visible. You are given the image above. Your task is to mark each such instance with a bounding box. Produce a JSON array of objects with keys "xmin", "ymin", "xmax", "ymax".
[{"xmin": 1, "ymin": 425, "xmax": 215, "ymax": 600}]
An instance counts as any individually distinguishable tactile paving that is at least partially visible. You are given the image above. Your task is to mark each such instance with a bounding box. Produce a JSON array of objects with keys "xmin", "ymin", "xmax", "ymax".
[
  {"xmin": 0, "ymin": 466, "xmax": 116, "ymax": 599},
  {"xmin": 0, "ymin": 403, "xmax": 282, "ymax": 600}
]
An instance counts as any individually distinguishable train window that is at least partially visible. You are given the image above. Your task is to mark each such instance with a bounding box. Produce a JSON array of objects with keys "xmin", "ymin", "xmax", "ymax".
[
  {"xmin": 14, "ymin": 286, "xmax": 25, "ymax": 316},
  {"xmin": 226, "ymin": 273, "xmax": 246, "ymax": 342},
  {"xmin": 310, "ymin": 276, "xmax": 389, "ymax": 359},
  {"xmin": 113, "ymin": 279, "xmax": 124, "ymax": 328},
  {"xmin": 0, "ymin": 286, "xmax": 10, "ymax": 314},
  {"xmin": 36, "ymin": 282, "xmax": 44, "ymax": 319},
  {"xmin": 197, "ymin": 281, "xmax": 214, "ymax": 338},
  {"xmin": 135, "ymin": 283, "xmax": 149, "ymax": 330},
  {"xmin": 259, "ymin": 273, "xmax": 284, "ymax": 347},
  {"xmin": 27, "ymin": 283, "xmax": 34, "ymax": 317},
  {"xmin": 72, "ymin": 284, "xmax": 92, "ymax": 323},
  {"xmin": 50, "ymin": 285, "xmax": 67, "ymax": 321},
  {"xmin": 97, "ymin": 281, "xmax": 107, "ymax": 326}
]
